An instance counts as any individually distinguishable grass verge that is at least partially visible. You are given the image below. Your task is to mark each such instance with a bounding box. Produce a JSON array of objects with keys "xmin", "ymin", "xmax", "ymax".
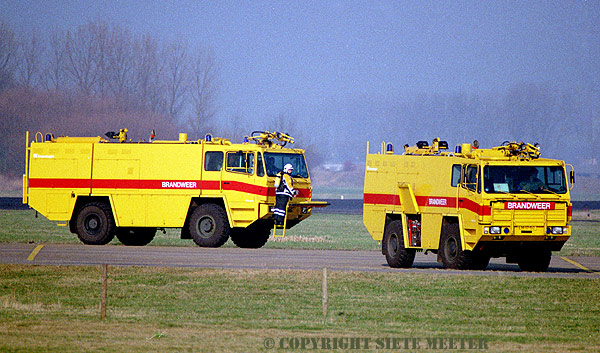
[
  {"xmin": 0, "ymin": 265, "xmax": 598, "ymax": 352},
  {"xmin": 1, "ymin": 210, "xmax": 599, "ymax": 255}
]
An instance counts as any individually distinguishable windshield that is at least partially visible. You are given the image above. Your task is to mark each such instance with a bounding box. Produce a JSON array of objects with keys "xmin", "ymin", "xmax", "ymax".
[
  {"xmin": 264, "ymin": 152, "xmax": 309, "ymax": 178},
  {"xmin": 483, "ymin": 166, "xmax": 567, "ymax": 194}
]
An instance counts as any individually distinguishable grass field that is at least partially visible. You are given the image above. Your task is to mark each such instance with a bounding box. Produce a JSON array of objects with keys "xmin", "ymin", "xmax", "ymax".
[
  {"xmin": 1, "ymin": 265, "xmax": 599, "ymax": 352},
  {"xmin": 0, "ymin": 210, "xmax": 599, "ymax": 352}
]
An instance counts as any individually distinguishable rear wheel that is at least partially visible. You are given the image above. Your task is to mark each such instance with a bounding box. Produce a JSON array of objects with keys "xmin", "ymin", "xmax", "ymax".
[
  {"xmin": 188, "ymin": 204, "xmax": 230, "ymax": 247},
  {"xmin": 382, "ymin": 220, "xmax": 415, "ymax": 268},
  {"xmin": 75, "ymin": 202, "xmax": 115, "ymax": 245},
  {"xmin": 116, "ymin": 227, "xmax": 157, "ymax": 246},
  {"xmin": 517, "ymin": 249, "xmax": 551, "ymax": 272}
]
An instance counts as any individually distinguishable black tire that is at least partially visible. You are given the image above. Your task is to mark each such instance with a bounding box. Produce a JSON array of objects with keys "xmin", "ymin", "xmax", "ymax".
[
  {"xmin": 382, "ymin": 220, "xmax": 415, "ymax": 268},
  {"xmin": 115, "ymin": 227, "xmax": 157, "ymax": 246},
  {"xmin": 517, "ymin": 249, "xmax": 551, "ymax": 272},
  {"xmin": 470, "ymin": 253, "xmax": 491, "ymax": 271},
  {"xmin": 230, "ymin": 224, "xmax": 271, "ymax": 249},
  {"xmin": 188, "ymin": 204, "xmax": 230, "ymax": 247},
  {"xmin": 439, "ymin": 223, "xmax": 481, "ymax": 270},
  {"xmin": 75, "ymin": 202, "xmax": 116, "ymax": 245}
]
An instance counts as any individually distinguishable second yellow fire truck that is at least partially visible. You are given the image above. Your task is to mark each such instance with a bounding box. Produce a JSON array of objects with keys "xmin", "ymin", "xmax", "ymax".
[
  {"xmin": 23, "ymin": 130, "xmax": 326, "ymax": 248},
  {"xmin": 363, "ymin": 139, "xmax": 574, "ymax": 272}
]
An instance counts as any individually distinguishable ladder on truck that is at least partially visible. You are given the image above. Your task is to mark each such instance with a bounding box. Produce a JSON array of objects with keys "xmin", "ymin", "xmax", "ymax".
[{"xmin": 272, "ymin": 203, "xmax": 289, "ymax": 238}]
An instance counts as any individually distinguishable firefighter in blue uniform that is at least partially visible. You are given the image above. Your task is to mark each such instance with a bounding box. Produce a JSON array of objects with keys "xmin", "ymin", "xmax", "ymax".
[{"xmin": 273, "ymin": 163, "xmax": 298, "ymax": 225}]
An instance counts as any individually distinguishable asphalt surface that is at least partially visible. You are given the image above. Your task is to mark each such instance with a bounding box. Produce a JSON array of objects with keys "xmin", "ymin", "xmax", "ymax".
[{"xmin": 1, "ymin": 243, "xmax": 598, "ymax": 279}]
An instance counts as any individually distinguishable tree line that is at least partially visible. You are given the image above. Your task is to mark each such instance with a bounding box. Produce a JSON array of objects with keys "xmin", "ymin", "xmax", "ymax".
[{"xmin": 0, "ymin": 21, "xmax": 219, "ymax": 176}]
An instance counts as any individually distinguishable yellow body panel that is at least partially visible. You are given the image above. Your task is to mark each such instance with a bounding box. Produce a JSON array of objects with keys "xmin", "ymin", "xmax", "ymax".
[
  {"xmin": 24, "ymin": 131, "xmax": 319, "ymax": 232},
  {"xmin": 27, "ymin": 141, "xmax": 94, "ymax": 220},
  {"xmin": 363, "ymin": 140, "xmax": 572, "ymax": 254}
]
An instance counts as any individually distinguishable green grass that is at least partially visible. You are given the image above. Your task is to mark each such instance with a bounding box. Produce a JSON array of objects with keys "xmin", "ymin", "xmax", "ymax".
[
  {"xmin": 312, "ymin": 186, "xmax": 363, "ymax": 199},
  {"xmin": 2, "ymin": 210, "xmax": 599, "ymax": 255},
  {"xmin": 561, "ymin": 212, "xmax": 600, "ymax": 256},
  {"xmin": 0, "ymin": 210, "xmax": 379, "ymax": 250},
  {"xmin": 0, "ymin": 265, "xmax": 598, "ymax": 352},
  {"xmin": 1, "ymin": 210, "xmax": 599, "ymax": 352}
]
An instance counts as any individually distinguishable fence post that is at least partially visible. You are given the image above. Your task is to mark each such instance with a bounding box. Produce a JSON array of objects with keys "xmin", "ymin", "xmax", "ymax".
[
  {"xmin": 101, "ymin": 264, "xmax": 107, "ymax": 320},
  {"xmin": 322, "ymin": 267, "xmax": 328, "ymax": 318}
]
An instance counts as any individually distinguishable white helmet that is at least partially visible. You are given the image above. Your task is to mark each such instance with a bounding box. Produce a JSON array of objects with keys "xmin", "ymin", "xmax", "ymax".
[{"xmin": 283, "ymin": 163, "xmax": 294, "ymax": 173}]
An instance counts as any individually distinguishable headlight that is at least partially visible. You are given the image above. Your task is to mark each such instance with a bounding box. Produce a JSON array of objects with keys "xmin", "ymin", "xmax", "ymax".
[
  {"xmin": 490, "ymin": 226, "xmax": 501, "ymax": 234},
  {"xmin": 484, "ymin": 226, "xmax": 502, "ymax": 234},
  {"xmin": 551, "ymin": 226, "xmax": 563, "ymax": 234}
]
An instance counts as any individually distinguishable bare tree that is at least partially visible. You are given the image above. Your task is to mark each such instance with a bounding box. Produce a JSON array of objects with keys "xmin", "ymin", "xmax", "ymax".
[
  {"xmin": 268, "ymin": 112, "xmax": 297, "ymax": 135},
  {"xmin": 188, "ymin": 47, "xmax": 219, "ymax": 135},
  {"xmin": 44, "ymin": 30, "xmax": 67, "ymax": 91},
  {"xmin": 63, "ymin": 22, "xmax": 107, "ymax": 95},
  {"xmin": 0, "ymin": 22, "xmax": 17, "ymax": 90},
  {"xmin": 163, "ymin": 41, "xmax": 189, "ymax": 120},
  {"xmin": 133, "ymin": 34, "xmax": 164, "ymax": 113},
  {"xmin": 16, "ymin": 29, "xmax": 45, "ymax": 88},
  {"xmin": 104, "ymin": 24, "xmax": 136, "ymax": 104}
]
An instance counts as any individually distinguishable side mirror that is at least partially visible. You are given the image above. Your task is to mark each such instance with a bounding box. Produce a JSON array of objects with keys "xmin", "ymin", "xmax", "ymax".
[{"xmin": 570, "ymin": 170, "xmax": 575, "ymax": 184}]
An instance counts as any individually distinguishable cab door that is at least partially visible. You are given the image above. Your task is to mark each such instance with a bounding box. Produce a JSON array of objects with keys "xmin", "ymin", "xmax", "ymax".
[
  {"xmin": 224, "ymin": 151, "xmax": 260, "ymax": 228},
  {"xmin": 458, "ymin": 164, "xmax": 482, "ymax": 247},
  {"xmin": 202, "ymin": 149, "xmax": 224, "ymax": 195}
]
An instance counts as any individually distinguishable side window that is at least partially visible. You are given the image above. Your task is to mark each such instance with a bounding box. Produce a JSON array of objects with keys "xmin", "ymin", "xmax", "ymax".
[
  {"xmin": 546, "ymin": 166, "xmax": 565, "ymax": 192},
  {"xmin": 226, "ymin": 151, "xmax": 254, "ymax": 174},
  {"xmin": 204, "ymin": 151, "xmax": 223, "ymax": 171},
  {"xmin": 451, "ymin": 164, "xmax": 461, "ymax": 187},
  {"xmin": 257, "ymin": 153, "xmax": 265, "ymax": 177},
  {"xmin": 463, "ymin": 164, "xmax": 480, "ymax": 193},
  {"xmin": 247, "ymin": 153, "xmax": 254, "ymax": 174}
]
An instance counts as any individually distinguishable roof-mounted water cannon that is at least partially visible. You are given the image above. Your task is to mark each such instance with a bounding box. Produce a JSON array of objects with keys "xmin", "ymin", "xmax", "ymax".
[
  {"xmin": 105, "ymin": 128, "xmax": 128, "ymax": 143},
  {"xmin": 246, "ymin": 131, "xmax": 294, "ymax": 147},
  {"xmin": 493, "ymin": 141, "xmax": 541, "ymax": 160}
]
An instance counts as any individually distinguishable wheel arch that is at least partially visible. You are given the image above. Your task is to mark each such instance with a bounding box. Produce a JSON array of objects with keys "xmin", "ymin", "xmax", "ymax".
[
  {"xmin": 70, "ymin": 196, "xmax": 113, "ymax": 233},
  {"xmin": 382, "ymin": 218, "xmax": 416, "ymax": 268},
  {"xmin": 383, "ymin": 213, "xmax": 404, "ymax": 254},
  {"xmin": 188, "ymin": 197, "xmax": 229, "ymax": 221},
  {"xmin": 440, "ymin": 215, "xmax": 464, "ymax": 250},
  {"xmin": 387, "ymin": 213, "xmax": 419, "ymax": 251},
  {"xmin": 181, "ymin": 197, "xmax": 230, "ymax": 239}
]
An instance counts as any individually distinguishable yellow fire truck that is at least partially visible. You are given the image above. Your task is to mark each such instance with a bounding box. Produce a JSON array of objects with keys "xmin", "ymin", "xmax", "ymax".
[
  {"xmin": 23, "ymin": 130, "xmax": 326, "ymax": 247},
  {"xmin": 363, "ymin": 139, "xmax": 574, "ymax": 272}
]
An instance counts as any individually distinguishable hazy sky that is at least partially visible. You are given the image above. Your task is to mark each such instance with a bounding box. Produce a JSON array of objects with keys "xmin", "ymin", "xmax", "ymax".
[{"xmin": 2, "ymin": 1, "xmax": 598, "ymax": 120}]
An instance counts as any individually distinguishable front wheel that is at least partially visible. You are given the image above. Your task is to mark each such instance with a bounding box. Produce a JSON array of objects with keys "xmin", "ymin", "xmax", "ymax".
[
  {"xmin": 382, "ymin": 220, "xmax": 415, "ymax": 268},
  {"xmin": 439, "ymin": 224, "xmax": 472, "ymax": 270},
  {"xmin": 75, "ymin": 202, "xmax": 116, "ymax": 245},
  {"xmin": 188, "ymin": 204, "xmax": 230, "ymax": 247},
  {"xmin": 439, "ymin": 223, "xmax": 483, "ymax": 270},
  {"xmin": 517, "ymin": 249, "xmax": 551, "ymax": 272},
  {"xmin": 230, "ymin": 223, "xmax": 271, "ymax": 249}
]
